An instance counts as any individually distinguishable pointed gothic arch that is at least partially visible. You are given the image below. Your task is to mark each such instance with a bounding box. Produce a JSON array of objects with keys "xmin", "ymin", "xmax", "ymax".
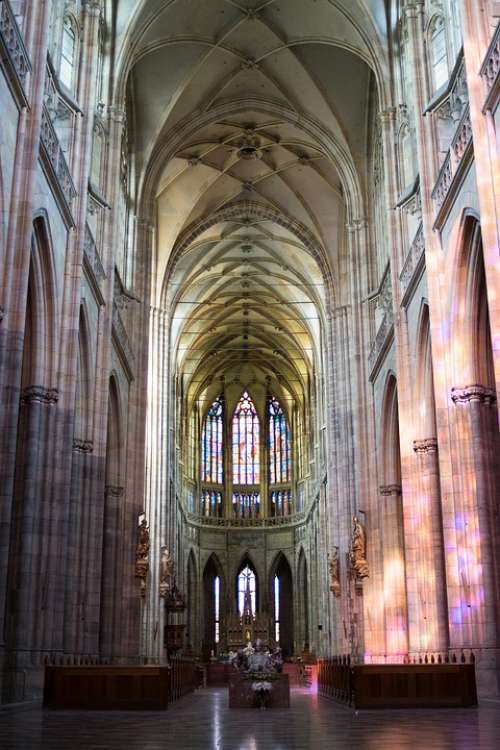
[
  {"xmin": 202, "ymin": 553, "xmax": 225, "ymax": 657},
  {"xmin": 379, "ymin": 373, "xmax": 408, "ymax": 661},
  {"xmin": 186, "ymin": 550, "xmax": 198, "ymax": 653},
  {"xmin": 297, "ymin": 547, "xmax": 309, "ymax": 653},
  {"xmin": 270, "ymin": 552, "xmax": 294, "ymax": 657}
]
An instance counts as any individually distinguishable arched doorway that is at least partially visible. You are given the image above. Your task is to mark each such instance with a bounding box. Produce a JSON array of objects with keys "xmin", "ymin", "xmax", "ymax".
[
  {"xmin": 271, "ymin": 553, "xmax": 294, "ymax": 657},
  {"xmin": 202, "ymin": 554, "xmax": 224, "ymax": 658},
  {"xmin": 380, "ymin": 374, "xmax": 408, "ymax": 662},
  {"xmin": 186, "ymin": 551, "xmax": 198, "ymax": 654},
  {"xmin": 297, "ymin": 549, "xmax": 309, "ymax": 654}
]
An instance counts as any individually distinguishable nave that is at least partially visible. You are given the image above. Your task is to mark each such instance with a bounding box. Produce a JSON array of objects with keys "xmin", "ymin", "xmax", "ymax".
[{"xmin": 1, "ymin": 687, "xmax": 500, "ymax": 750}]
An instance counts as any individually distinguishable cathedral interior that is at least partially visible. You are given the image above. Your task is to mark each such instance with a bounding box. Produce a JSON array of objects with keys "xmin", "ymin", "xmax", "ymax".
[{"xmin": 1, "ymin": 0, "xmax": 500, "ymax": 746}]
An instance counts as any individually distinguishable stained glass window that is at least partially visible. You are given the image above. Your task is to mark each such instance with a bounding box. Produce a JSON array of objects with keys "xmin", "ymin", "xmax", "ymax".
[
  {"xmin": 232, "ymin": 492, "xmax": 260, "ymax": 519},
  {"xmin": 232, "ymin": 391, "xmax": 259, "ymax": 484},
  {"xmin": 238, "ymin": 564, "xmax": 256, "ymax": 617},
  {"xmin": 268, "ymin": 396, "xmax": 291, "ymax": 484},
  {"xmin": 270, "ymin": 490, "xmax": 292, "ymax": 517},
  {"xmin": 201, "ymin": 490, "xmax": 223, "ymax": 517},
  {"xmin": 201, "ymin": 396, "xmax": 223, "ymax": 484}
]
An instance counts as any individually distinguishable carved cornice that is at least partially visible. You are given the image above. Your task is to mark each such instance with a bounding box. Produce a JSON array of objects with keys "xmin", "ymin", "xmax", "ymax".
[
  {"xmin": 72, "ymin": 439, "xmax": 94, "ymax": 453},
  {"xmin": 21, "ymin": 386, "xmax": 59, "ymax": 404},
  {"xmin": 379, "ymin": 484, "xmax": 402, "ymax": 496},
  {"xmin": 451, "ymin": 385, "xmax": 497, "ymax": 405},
  {"xmin": 413, "ymin": 438, "xmax": 438, "ymax": 454}
]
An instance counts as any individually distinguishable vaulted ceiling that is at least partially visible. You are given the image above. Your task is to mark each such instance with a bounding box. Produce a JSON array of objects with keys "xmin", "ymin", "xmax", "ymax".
[{"xmin": 116, "ymin": 0, "xmax": 390, "ymax": 409}]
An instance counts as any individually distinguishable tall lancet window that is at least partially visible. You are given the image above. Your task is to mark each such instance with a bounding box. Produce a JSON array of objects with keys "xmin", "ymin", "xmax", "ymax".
[
  {"xmin": 268, "ymin": 396, "xmax": 291, "ymax": 484},
  {"xmin": 238, "ymin": 564, "xmax": 256, "ymax": 617},
  {"xmin": 232, "ymin": 391, "xmax": 260, "ymax": 484},
  {"xmin": 201, "ymin": 396, "xmax": 224, "ymax": 484},
  {"xmin": 60, "ymin": 18, "xmax": 76, "ymax": 90}
]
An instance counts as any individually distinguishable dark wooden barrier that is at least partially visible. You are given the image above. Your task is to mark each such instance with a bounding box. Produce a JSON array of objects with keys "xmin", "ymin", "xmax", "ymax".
[
  {"xmin": 44, "ymin": 666, "xmax": 171, "ymax": 709},
  {"xmin": 318, "ymin": 657, "xmax": 477, "ymax": 709},
  {"xmin": 169, "ymin": 657, "xmax": 197, "ymax": 701},
  {"xmin": 44, "ymin": 660, "xmax": 198, "ymax": 710},
  {"xmin": 206, "ymin": 662, "xmax": 234, "ymax": 685}
]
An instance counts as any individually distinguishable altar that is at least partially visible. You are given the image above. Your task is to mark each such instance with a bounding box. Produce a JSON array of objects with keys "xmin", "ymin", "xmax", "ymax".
[{"xmin": 228, "ymin": 672, "xmax": 290, "ymax": 708}]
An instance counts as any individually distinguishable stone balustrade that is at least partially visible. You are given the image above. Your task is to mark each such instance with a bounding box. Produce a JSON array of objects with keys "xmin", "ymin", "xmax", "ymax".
[
  {"xmin": 83, "ymin": 223, "xmax": 106, "ymax": 285},
  {"xmin": 0, "ymin": 0, "xmax": 31, "ymax": 105},
  {"xmin": 39, "ymin": 105, "xmax": 77, "ymax": 224},
  {"xmin": 430, "ymin": 51, "xmax": 473, "ymax": 225},
  {"xmin": 480, "ymin": 21, "xmax": 500, "ymax": 112},
  {"xmin": 112, "ymin": 301, "xmax": 135, "ymax": 374},
  {"xmin": 400, "ymin": 223, "xmax": 425, "ymax": 300},
  {"xmin": 185, "ymin": 510, "xmax": 306, "ymax": 528},
  {"xmin": 368, "ymin": 264, "xmax": 394, "ymax": 377}
]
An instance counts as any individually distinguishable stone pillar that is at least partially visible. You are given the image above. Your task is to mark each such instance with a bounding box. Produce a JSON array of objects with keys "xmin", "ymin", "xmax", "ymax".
[
  {"xmin": 100, "ymin": 485, "xmax": 125, "ymax": 661},
  {"xmin": 379, "ymin": 484, "xmax": 408, "ymax": 662},
  {"xmin": 0, "ymin": 1, "xmax": 52, "ymax": 689},
  {"xmin": 411, "ymin": 438, "xmax": 449, "ymax": 656},
  {"xmin": 459, "ymin": 3, "xmax": 500, "ymax": 393},
  {"xmin": 449, "ymin": 384, "xmax": 500, "ymax": 694}
]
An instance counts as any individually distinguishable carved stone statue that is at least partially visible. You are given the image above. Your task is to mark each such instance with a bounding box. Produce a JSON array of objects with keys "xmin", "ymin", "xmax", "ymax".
[
  {"xmin": 159, "ymin": 546, "xmax": 174, "ymax": 598},
  {"xmin": 329, "ymin": 547, "xmax": 341, "ymax": 597},
  {"xmin": 350, "ymin": 515, "xmax": 369, "ymax": 579},
  {"xmin": 135, "ymin": 518, "xmax": 150, "ymax": 597}
]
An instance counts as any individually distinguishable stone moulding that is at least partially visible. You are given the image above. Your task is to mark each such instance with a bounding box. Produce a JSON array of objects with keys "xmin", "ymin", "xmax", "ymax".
[
  {"xmin": 21, "ymin": 385, "xmax": 59, "ymax": 404},
  {"xmin": 480, "ymin": 21, "xmax": 500, "ymax": 113},
  {"xmin": 451, "ymin": 385, "xmax": 497, "ymax": 405},
  {"xmin": 0, "ymin": 0, "xmax": 31, "ymax": 108}
]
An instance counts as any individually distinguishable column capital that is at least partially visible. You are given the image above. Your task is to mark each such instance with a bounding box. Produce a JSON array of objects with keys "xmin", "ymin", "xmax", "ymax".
[
  {"xmin": 377, "ymin": 108, "xmax": 397, "ymax": 126},
  {"xmin": 106, "ymin": 106, "xmax": 126, "ymax": 124},
  {"xmin": 72, "ymin": 439, "xmax": 94, "ymax": 454},
  {"xmin": 105, "ymin": 485, "xmax": 125, "ymax": 498},
  {"xmin": 21, "ymin": 386, "xmax": 59, "ymax": 405},
  {"xmin": 82, "ymin": 1, "xmax": 102, "ymax": 17},
  {"xmin": 346, "ymin": 217, "xmax": 367, "ymax": 233},
  {"xmin": 379, "ymin": 483, "xmax": 402, "ymax": 496},
  {"xmin": 413, "ymin": 437, "xmax": 438, "ymax": 454},
  {"xmin": 451, "ymin": 384, "xmax": 497, "ymax": 405}
]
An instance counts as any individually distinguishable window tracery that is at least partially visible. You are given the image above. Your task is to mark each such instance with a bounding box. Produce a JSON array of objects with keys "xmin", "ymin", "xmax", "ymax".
[
  {"xmin": 268, "ymin": 396, "xmax": 291, "ymax": 484},
  {"xmin": 60, "ymin": 16, "xmax": 76, "ymax": 90},
  {"xmin": 201, "ymin": 396, "xmax": 224, "ymax": 484},
  {"xmin": 232, "ymin": 391, "xmax": 260, "ymax": 484}
]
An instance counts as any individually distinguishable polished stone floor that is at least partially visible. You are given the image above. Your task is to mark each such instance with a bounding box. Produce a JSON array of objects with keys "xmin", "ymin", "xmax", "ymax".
[{"xmin": 1, "ymin": 687, "xmax": 500, "ymax": 750}]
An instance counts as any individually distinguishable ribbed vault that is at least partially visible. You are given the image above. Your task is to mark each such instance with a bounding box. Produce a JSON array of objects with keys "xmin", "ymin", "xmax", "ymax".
[{"xmin": 120, "ymin": 0, "xmax": 386, "ymax": 470}]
